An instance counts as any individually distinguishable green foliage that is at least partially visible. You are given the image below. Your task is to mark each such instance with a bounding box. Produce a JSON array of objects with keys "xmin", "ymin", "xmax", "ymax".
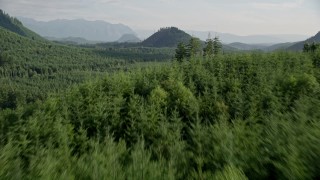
[
  {"xmin": 175, "ymin": 42, "xmax": 187, "ymax": 62},
  {"xmin": 142, "ymin": 27, "xmax": 191, "ymax": 47},
  {"xmin": 213, "ymin": 165, "xmax": 248, "ymax": 180},
  {"xmin": 91, "ymin": 45, "xmax": 175, "ymax": 62},
  {"xmin": 303, "ymin": 42, "xmax": 320, "ymax": 53},
  {"xmin": 203, "ymin": 35, "xmax": 214, "ymax": 57},
  {"xmin": 174, "ymin": 37, "xmax": 202, "ymax": 61},
  {"xmin": 0, "ymin": 9, "xmax": 43, "ymax": 41},
  {"xmin": 213, "ymin": 36, "xmax": 222, "ymax": 55},
  {"xmin": 186, "ymin": 37, "xmax": 202, "ymax": 57},
  {"xmin": 0, "ymin": 27, "xmax": 132, "ymax": 109},
  {"xmin": 1, "ymin": 51, "xmax": 320, "ymax": 179}
]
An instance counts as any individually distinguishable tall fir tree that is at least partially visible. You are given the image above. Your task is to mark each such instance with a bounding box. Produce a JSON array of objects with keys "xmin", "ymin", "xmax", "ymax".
[
  {"xmin": 203, "ymin": 33, "xmax": 214, "ymax": 57},
  {"xmin": 175, "ymin": 42, "xmax": 187, "ymax": 62},
  {"xmin": 213, "ymin": 36, "xmax": 222, "ymax": 55},
  {"xmin": 187, "ymin": 37, "xmax": 201, "ymax": 57}
]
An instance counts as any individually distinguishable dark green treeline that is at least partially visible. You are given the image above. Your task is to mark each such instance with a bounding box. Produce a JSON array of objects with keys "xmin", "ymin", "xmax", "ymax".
[{"xmin": 1, "ymin": 50, "xmax": 320, "ymax": 179}]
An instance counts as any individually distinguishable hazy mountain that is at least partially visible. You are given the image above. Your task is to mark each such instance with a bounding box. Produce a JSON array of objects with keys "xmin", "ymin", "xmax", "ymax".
[
  {"xmin": 287, "ymin": 31, "xmax": 320, "ymax": 51},
  {"xmin": 117, "ymin": 34, "xmax": 140, "ymax": 43},
  {"xmin": 0, "ymin": 10, "xmax": 43, "ymax": 40},
  {"xmin": 45, "ymin": 36, "xmax": 101, "ymax": 45},
  {"xmin": 264, "ymin": 42, "xmax": 296, "ymax": 52},
  {"xmin": 227, "ymin": 42, "xmax": 269, "ymax": 51},
  {"xmin": 141, "ymin": 27, "xmax": 191, "ymax": 47},
  {"xmin": 18, "ymin": 17, "xmax": 136, "ymax": 42},
  {"xmin": 227, "ymin": 42, "xmax": 297, "ymax": 52},
  {"xmin": 187, "ymin": 30, "xmax": 309, "ymax": 44}
]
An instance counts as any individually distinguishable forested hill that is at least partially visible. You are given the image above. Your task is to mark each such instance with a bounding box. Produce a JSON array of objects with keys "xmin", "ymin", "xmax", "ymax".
[
  {"xmin": 0, "ymin": 9, "xmax": 43, "ymax": 40},
  {"xmin": 288, "ymin": 31, "xmax": 320, "ymax": 51},
  {"xmin": 0, "ymin": 26, "xmax": 128, "ymax": 109},
  {"xmin": 142, "ymin": 27, "xmax": 192, "ymax": 47}
]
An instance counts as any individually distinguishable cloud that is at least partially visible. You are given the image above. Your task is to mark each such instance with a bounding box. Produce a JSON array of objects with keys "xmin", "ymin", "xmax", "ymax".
[
  {"xmin": 252, "ymin": 0, "xmax": 305, "ymax": 10},
  {"xmin": 94, "ymin": 0, "xmax": 121, "ymax": 4}
]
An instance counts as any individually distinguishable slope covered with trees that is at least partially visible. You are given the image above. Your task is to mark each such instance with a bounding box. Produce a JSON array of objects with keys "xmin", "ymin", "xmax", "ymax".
[
  {"xmin": 142, "ymin": 27, "xmax": 192, "ymax": 47},
  {"xmin": 0, "ymin": 27, "xmax": 129, "ymax": 109},
  {"xmin": 288, "ymin": 31, "xmax": 320, "ymax": 51},
  {"xmin": 0, "ymin": 10, "xmax": 43, "ymax": 41},
  {"xmin": 0, "ymin": 12, "xmax": 179, "ymax": 110},
  {"xmin": 1, "ymin": 49, "xmax": 320, "ymax": 179}
]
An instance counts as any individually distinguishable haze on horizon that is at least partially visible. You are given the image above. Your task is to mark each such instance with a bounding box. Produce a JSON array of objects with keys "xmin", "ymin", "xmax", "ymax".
[{"xmin": 1, "ymin": 0, "xmax": 319, "ymax": 36}]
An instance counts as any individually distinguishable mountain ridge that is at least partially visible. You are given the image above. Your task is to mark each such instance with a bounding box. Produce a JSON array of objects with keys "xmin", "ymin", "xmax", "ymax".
[
  {"xmin": 287, "ymin": 31, "xmax": 320, "ymax": 51},
  {"xmin": 18, "ymin": 17, "xmax": 136, "ymax": 42},
  {"xmin": 186, "ymin": 30, "xmax": 309, "ymax": 44},
  {"xmin": 0, "ymin": 10, "xmax": 43, "ymax": 40}
]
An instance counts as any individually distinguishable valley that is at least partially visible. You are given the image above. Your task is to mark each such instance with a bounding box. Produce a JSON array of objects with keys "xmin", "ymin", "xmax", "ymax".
[{"xmin": 1, "ymin": 7, "xmax": 320, "ymax": 179}]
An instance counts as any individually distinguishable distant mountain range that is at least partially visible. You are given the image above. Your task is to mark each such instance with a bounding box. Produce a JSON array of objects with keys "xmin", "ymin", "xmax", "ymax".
[
  {"xmin": 45, "ymin": 36, "xmax": 102, "ymax": 45},
  {"xmin": 226, "ymin": 31, "xmax": 320, "ymax": 52},
  {"xmin": 186, "ymin": 30, "xmax": 309, "ymax": 44},
  {"xmin": 3, "ymin": 13, "xmax": 318, "ymax": 52},
  {"xmin": 226, "ymin": 42, "xmax": 296, "ymax": 52},
  {"xmin": 18, "ymin": 17, "xmax": 136, "ymax": 42},
  {"xmin": 16, "ymin": 16, "xmax": 311, "ymax": 46},
  {"xmin": 135, "ymin": 29, "xmax": 309, "ymax": 45},
  {"xmin": 227, "ymin": 42, "xmax": 269, "ymax": 51},
  {"xmin": 287, "ymin": 31, "xmax": 320, "ymax": 51}
]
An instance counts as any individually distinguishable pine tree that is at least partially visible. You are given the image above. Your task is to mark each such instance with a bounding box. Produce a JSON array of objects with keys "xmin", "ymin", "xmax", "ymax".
[
  {"xmin": 203, "ymin": 33, "xmax": 214, "ymax": 57},
  {"xmin": 175, "ymin": 42, "xmax": 187, "ymax": 62},
  {"xmin": 303, "ymin": 43, "xmax": 310, "ymax": 52},
  {"xmin": 213, "ymin": 36, "xmax": 222, "ymax": 55},
  {"xmin": 310, "ymin": 42, "xmax": 319, "ymax": 52},
  {"xmin": 187, "ymin": 37, "xmax": 201, "ymax": 57}
]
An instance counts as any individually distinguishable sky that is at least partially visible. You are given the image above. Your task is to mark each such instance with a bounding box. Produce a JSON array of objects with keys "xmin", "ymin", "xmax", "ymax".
[{"xmin": 0, "ymin": 0, "xmax": 319, "ymax": 36}]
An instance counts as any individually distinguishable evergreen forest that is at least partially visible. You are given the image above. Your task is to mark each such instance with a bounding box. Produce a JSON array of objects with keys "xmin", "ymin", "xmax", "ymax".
[{"xmin": 1, "ymin": 9, "xmax": 320, "ymax": 179}]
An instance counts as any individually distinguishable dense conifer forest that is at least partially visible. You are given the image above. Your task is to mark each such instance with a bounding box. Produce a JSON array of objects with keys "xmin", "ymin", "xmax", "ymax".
[{"xmin": 1, "ymin": 9, "xmax": 320, "ymax": 179}]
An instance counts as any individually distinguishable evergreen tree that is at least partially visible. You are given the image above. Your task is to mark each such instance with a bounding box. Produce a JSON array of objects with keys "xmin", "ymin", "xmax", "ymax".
[
  {"xmin": 310, "ymin": 42, "xmax": 319, "ymax": 52},
  {"xmin": 213, "ymin": 36, "xmax": 222, "ymax": 55},
  {"xmin": 303, "ymin": 42, "xmax": 320, "ymax": 53},
  {"xmin": 203, "ymin": 33, "xmax": 214, "ymax": 57},
  {"xmin": 187, "ymin": 37, "xmax": 201, "ymax": 57},
  {"xmin": 175, "ymin": 42, "xmax": 187, "ymax": 62},
  {"xmin": 303, "ymin": 43, "xmax": 310, "ymax": 52}
]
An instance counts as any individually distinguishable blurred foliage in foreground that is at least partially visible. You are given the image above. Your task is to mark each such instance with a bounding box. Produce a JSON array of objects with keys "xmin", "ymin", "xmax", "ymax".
[{"xmin": 1, "ymin": 50, "xmax": 320, "ymax": 179}]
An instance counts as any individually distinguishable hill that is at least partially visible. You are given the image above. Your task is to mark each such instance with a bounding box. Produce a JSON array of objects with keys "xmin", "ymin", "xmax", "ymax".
[
  {"xmin": 18, "ymin": 17, "xmax": 136, "ymax": 42},
  {"xmin": 227, "ymin": 42, "xmax": 297, "ymax": 52},
  {"xmin": 0, "ymin": 25, "xmax": 175, "ymax": 109},
  {"xmin": 287, "ymin": 31, "xmax": 320, "ymax": 51},
  {"xmin": 187, "ymin": 30, "xmax": 309, "ymax": 44},
  {"xmin": 142, "ymin": 27, "xmax": 192, "ymax": 47},
  {"xmin": 227, "ymin": 42, "xmax": 269, "ymax": 51},
  {"xmin": 45, "ymin": 36, "xmax": 101, "ymax": 45},
  {"xmin": 0, "ymin": 25, "xmax": 128, "ymax": 109},
  {"xmin": 117, "ymin": 34, "xmax": 140, "ymax": 43},
  {"xmin": 264, "ymin": 42, "xmax": 295, "ymax": 52},
  {"xmin": 0, "ymin": 10, "xmax": 43, "ymax": 40}
]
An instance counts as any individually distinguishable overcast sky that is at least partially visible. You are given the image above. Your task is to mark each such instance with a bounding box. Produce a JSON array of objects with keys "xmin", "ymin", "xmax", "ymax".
[{"xmin": 1, "ymin": 0, "xmax": 319, "ymax": 35}]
